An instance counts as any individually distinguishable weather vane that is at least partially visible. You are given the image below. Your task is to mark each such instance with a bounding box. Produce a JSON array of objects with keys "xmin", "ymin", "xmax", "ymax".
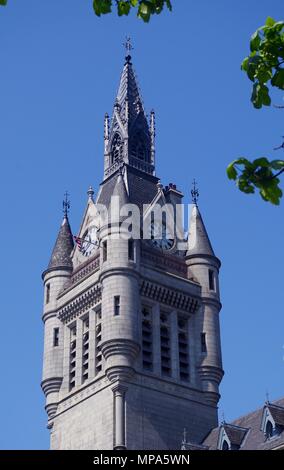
[
  {"xmin": 123, "ymin": 36, "xmax": 133, "ymax": 55},
  {"xmin": 191, "ymin": 179, "xmax": 199, "ymax": 205},
  {"xmin": 63, "ymin": 191, "xmax": 70, "ymax": 217}
]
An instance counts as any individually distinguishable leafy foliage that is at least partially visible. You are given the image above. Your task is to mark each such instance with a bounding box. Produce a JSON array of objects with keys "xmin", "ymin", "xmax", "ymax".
[
  {"xmin": 227, "ymin": 157, "xmax": 284, "ymax": 205},
  {"xmin": 0, "ymin": 0, "xmax": 7, "ymax": 5},
  {"xmin": 93, "ymin": 0, "xmax": 172, "ymax": 22},
  {"xmin": 241, "ymin": 17, "xmax": 284, "ymax": 108},
  {"xmin": 228, "ymin": 17, "xmax": 284, "ymax": 205}
]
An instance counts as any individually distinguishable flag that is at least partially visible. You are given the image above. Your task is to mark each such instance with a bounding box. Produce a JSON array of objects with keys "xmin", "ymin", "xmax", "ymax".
[{"xmin": 73, "ymin": 235, "xmax": 82, "ymax": 251}]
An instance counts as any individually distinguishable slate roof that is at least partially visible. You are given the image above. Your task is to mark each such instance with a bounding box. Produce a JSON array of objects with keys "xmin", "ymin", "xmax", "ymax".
[
  {"xmin": 48, "ymin": 216, "xmax": 74, "ymax": 270},
  {"xmin": 202, "ymin": 397, "xmax": 284, "ymax": 450},
  {"xmin": 97, "ymin": 164, "xmax": 159, "ymax": 212},
  {"xmin": 267, "ymin": 403, "xmax": 284, "ymax": 427},
  {"xmin": 186, "ymin": 205, "xmax": 215, "ymax": 258},
  {"xmin": 223, "ymin": 424, "xmax": 248, "ymax": 447},
  {"xmin": 126, "ymin": 166, "xmax": 159, "ymax": 211}
]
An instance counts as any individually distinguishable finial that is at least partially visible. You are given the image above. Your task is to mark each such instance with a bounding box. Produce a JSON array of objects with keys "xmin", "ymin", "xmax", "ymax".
[
  {"xmin": 123, "ymin": 36, "xmax": 133, "ymax": 54},
  {"xmin": 123, "ymin": 36, "xmax": 133, "ymax": 63},
  {"xmin": 182, "ymin": 428, "xmax": 187, "ymax": 444},
  {"xmin": 191, "ymin": 179, "xmax": 199, "ymax": 205},
  {"xmin": 63, "ymin": 191, "xmax": 70, "ymax": 217},
  {"xmin": 87, "ymin": 186, "xmax": 94, "ymax": 201},
  {"xmin": 265, "ymin": 390, "xmax": 270, "ymax": 405},
  {"xmin": 221, "ymin": 410, "xmax": 226, "ymax": 425}
]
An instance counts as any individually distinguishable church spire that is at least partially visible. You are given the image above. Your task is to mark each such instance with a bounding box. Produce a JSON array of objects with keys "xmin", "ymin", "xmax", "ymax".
[{"xmin": 104, "ymin": 45, "xmax": 154, "ymax": 179}]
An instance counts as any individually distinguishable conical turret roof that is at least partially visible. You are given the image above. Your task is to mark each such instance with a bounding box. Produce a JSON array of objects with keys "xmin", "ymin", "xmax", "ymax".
[
  {"xmin": 187, "ymin": 205, "xmax": 215, "ymax": 257},
  {"xmin": 48, "ymin": 215, "xmax": 74, "ymax": 270}
]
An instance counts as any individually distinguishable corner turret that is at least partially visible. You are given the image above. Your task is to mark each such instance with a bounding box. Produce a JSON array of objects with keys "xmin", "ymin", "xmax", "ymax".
[{"xmin": 41, "ymin": 197, "xmax": 74, "ymax": 422}]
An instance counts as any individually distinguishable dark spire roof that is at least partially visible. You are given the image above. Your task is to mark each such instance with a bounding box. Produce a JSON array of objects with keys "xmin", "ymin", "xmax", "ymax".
[
  {"xmin": 114, "ymin": 54, "xmax": 149, "ymax": 132},
  {"xmin": 103, "ymin": 54, "xmax": 154, "ymax": 179},
  {"xmin": 48, "ymin": 215, "xmax": 74, "ymax": 270},
  {"xmin": 112, "ymin": 170, "xmax": 129, "ymax": 206},
  {"xmin": 187, "ymin": 204, "xmax": 215, "ymax": 257}
]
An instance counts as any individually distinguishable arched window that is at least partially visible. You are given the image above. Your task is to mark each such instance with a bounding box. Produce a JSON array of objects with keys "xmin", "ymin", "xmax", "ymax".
[
  {"xmin": 222, "ymin": 440, "xmax": 229, "ymax": 450},
  {"xmin": 265, "ymin": 420, "xmax": 273, "ymax": 439},
  {"xmin": 111, "ymin": 133, "xmax": 123, "ymax": 164}
]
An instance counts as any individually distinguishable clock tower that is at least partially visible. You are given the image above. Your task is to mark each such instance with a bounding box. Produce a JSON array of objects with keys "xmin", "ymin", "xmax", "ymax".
[{"xmin": 41, "ymin": 51, "xmax": 224, "ymax": 450}]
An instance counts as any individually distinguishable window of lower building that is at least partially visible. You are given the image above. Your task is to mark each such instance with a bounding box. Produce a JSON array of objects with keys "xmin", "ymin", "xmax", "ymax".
[
  {"xmin": 46, "ymin": 283, "xmax": 50, "ymax": 304},
  {"xmin": 209, "ymin": 269, "xmax": 215, "ymax": 291},
  {"xmin": 201, "ymin": 332, "xmax": 207, "ymax": 353},
  {"xmin": 222, "ymin": 440, "xmax": 230, "ymax": 450},
  {"xmin": 53, "ymin": 327, "xmax": 59, "ymax": 347},
  {"xmin": 142, "ymin": 306, "xmax": 153, "ymax": 371},
  {"xmin": 69, "ymin": 325, "xmax": 77, "ymax": 391},
  {"xmin": 103, "ymin": 241, "xmax": 107, "ymax": 262},
  {"xmin": 265, "ymin": 420, "xmax": 273, "ymax": 439},
  {"xmin": 160, "ymin": 311, "xmax": 171, "ymax": 377},
  {"xmin": 128, "ymin": 239, "xmax": 134, "ymax": 261},
  {"xmin": 114, "ymin": 296, "xmax": 120, "ymax": 316},
  {"xmin": 178, "ymin": 316, "xmax": 189, "ymax": 381},
  {"xmin": 82, "ymin": 315, "xmax": 89, "ymax": 384},
  {"xmin": 95, "ymin": 308, "xmax": 102, "ymax": 374}
]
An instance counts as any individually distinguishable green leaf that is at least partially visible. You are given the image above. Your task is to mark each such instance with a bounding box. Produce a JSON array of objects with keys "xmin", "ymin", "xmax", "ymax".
[
  {"xmin": 270, "ymin": 159, "xmax": 284, "ymax": 170},
  {"xmin": 251, "ymin": 83, "xmax": 261, "ymax": 107},
  {"xmin": 252, "ymin": 157, "xmax": 270, "ymax": 168},
  {"xmin": 118, "ymin": 1, "xmax": 131, "ymax": 16},
  {"xmin": 241, "ymin": 57, "xmax": 249, "ymax": 72},
  {"xmin": 260, "ymin": 183, "xmax": 282, "ymax": 205},
  {"xmin": 130, "ymin": 0, "xmax": 138, "ymax": 5},
  {"xmin": 258, "ymin": 84, "xmax": 271, "ymax": 106},
  {"xmin": 0, "ymin": 0, "xmax": 7, "ymax": 4},
  {"xmin": 250, "ymin": 31, "xmax": 261, "ymax": 52},
  {"xmin": 165, "ymin": 0, "xmax": 172, "ymax": 11},
  {"xmin": 271, "ymin": 69, "xmax": 284, "ymax": 90},
  {"xmin": 247, "ymin": 56, "xmax": 262, "ymax": 81},
  {"xmin": 138, "ymin": 1, "xmax": 151, "ymax": 22},
  {"xmin": 226, "ymin": 162, "xmax": 238, "ymax": 180},
  {"xmin": 93, "ymin": 0, "xmax": 112, "ymax": 16},
  {"xmin": 237, "ymin": 178, "xmax": 255, "ymax": 193},
  {"xmin": 251, "ymin": 83, "xmax": 271, "ymax": 108},
  {"xmin": 256, "ymin": 68, "xmax": 272, "ymax": 84},
  {"xmin": 265, "ymin": 17, "xmax": 276, "ymax": 27}
]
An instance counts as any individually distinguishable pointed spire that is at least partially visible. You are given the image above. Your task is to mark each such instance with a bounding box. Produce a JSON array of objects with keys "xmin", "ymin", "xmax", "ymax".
[
  {"xmin": 47, "ymin": 198, "xmax": 74, "ymax": 270},
  {"xmin": 187, "ymin": 204, "xmax": 215, "ymax": 257},
  {"xmin": 110, "ymin": 170, "xmax": 129, "ymax": 224},
  {"xmin": 114, "ymin": 53, "xmax": 148, "ymax": 131},
  {"xmin": 112, "ymin": 169, "xmax": 129, "ymax": 207},
  {"xmin": 104, "ymin": 46, "xmax": 154, "ymax": 179}
]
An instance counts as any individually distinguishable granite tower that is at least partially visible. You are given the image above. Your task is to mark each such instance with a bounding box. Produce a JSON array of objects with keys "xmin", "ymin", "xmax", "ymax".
[{"xmin": 41, "ymin": 52, "xmax": 223, "ymax": 450}]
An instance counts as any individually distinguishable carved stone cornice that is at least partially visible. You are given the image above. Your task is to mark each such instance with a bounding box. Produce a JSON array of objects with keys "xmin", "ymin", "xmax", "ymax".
[
  {"xmin": 141, "ymin": 247, "xmax": 187, "ymax": 278},
  {"xmin": 58, "ymin": 284, "xmax": 102, "ymax": 323},
  {"xmin": 140, "ymin": 279, "xmax": 199, "ymax": 313},
  {"xmin": 70, "ymin": 254, "xmax": 100, "ymax": 286},
  {"xmin": 58, "ymin": 254, "xmax": 100, "ymax": 299}
]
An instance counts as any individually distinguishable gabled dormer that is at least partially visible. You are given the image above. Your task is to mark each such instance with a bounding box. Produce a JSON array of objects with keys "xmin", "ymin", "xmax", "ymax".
[
  {"xmin": 261, "ymin": 403, "xmax": 284, "ymax": 440},
  {"xmin": 217, "ymin": 423, "xmax": 249, "ymax": 450}
]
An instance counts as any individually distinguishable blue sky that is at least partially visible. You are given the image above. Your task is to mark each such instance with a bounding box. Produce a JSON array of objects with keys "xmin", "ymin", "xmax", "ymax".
[{"xmin": 0, "ymin": 1, "xmax": 283, "ymax": 449}]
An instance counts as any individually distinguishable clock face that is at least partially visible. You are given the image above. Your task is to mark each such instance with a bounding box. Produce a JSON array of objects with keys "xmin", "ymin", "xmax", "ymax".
[
  {"xmin": 81, "ymin": 225, "xmax": 99, "ymax": 257},
  {"xmin": 149, "ymin": 220, "xmax": 175, "ymax": 251}
]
